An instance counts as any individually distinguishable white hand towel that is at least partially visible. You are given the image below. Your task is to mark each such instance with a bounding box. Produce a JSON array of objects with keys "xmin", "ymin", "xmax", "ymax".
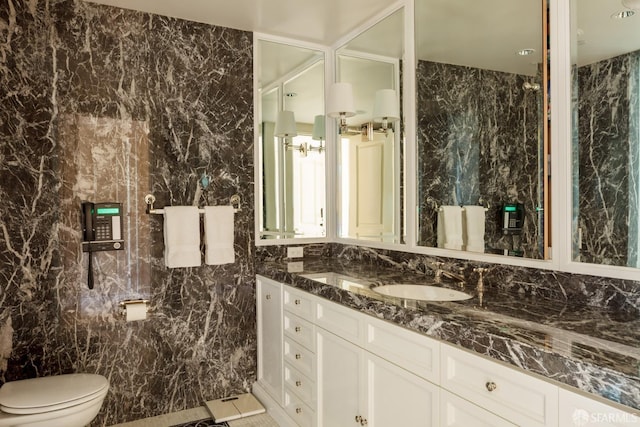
[
  {"xmin": 440, "ymin": 206, "xmax": 464, "ymax": 250},
  {"xmin": 204, "ymin": 206, "xmax": 235, "ymax": 265},
  {"xmin": 163, "ymin": 206, "xmax": 201, "ymax": 268},
  {"xmin": 464, "ymin": 205, "xmax": 486, "ymax": 253}
]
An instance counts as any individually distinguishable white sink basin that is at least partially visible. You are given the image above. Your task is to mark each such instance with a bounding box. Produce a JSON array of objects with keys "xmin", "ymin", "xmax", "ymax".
[{"xmin": 372, "ymin": 284, "xmax": 472, "ymax": 302}]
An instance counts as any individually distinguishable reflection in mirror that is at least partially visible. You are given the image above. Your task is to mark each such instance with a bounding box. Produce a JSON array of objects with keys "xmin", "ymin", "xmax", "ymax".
[
  {"xmin": 415, "ymin": 0, "xmax": 548, "ymax": 259},
  {"xmin": 258, "ymin": 40, "xmax": 326, "ymax": 240},
  {"xmin": 335, "ymin": 8, "xmax": 405, "ymax": 243},
  {"xmin": 572, "ymin": 0, "xmax": 640, "ymax": 267}
]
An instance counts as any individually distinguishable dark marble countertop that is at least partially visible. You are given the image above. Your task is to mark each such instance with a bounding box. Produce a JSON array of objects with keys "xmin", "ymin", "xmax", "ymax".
[{"xmin": 256, "ymin": 258, "xmax": 640, "ymax": 411}]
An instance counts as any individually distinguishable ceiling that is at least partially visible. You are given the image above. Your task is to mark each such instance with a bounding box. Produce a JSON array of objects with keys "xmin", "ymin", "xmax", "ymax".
[
  {"xmin": 576, "ymin": 0, "xmax": 640, "ymax": 66},
  {"xmin": 86, "ymin": 0, "xmax": 640, "ymax": 76},
  {"xmin": 84, "ymin": 0, "xmax": 398, "ymax": 46}
]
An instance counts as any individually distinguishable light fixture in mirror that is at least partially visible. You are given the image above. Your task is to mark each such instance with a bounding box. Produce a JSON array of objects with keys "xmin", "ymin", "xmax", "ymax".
[
  {"xmin": 327, "ymin": 82, "xmax": 356, "ymax": 134},
  {"xmin": 257, "ymin": 39, "xmax": 326, "ymax": 240},
  {"xmin": 335, "ymin": 8, "xmax": 405, "ymax": 244},
  {"xmin": 373, "ymin": 88, "xmax": 400, "ymax": 131},
  {"xmin": 415, "ymin": 0, "xmax": 549, "ymax": 260},
  {"xmin": 571, "ymin": 0, "xmax": 640, "ymax": 267}
]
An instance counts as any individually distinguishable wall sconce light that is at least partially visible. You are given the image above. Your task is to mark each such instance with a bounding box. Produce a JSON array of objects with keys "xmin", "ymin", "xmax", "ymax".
[
  {"xmin": 373, "ymin": 89, "xmax": 400, "ymax": 132},
  {"xmin": 274, "ymin": 110, "xmax": 297, "ymax": 138},
  {"xmin": 275, "ymin": 110, "xmax": 309, "ymax": 157},
  {"xmin": 311, "ymin": 114, "xmax": 325, "ymax": 153},
  {"xmin": 327, "ymin": 82, "xmax": 356, "ymax": 134}
]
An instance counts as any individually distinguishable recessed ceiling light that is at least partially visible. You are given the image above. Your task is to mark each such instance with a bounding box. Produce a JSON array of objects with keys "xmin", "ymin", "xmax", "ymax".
[
  {"xmin": 516, "ymin": 49, "xmax": 536, "ymax": 56},
  {"xmin": 611, "ymin": 10, "xmax": 635, "ymax": 18}
]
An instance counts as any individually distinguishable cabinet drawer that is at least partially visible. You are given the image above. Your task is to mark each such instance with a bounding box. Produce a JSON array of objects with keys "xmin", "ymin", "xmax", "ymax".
[
  {"xmin": 441, "ymin": 389, "xmax": 516, "ymax": 427},
  {"xmin": 365, "ymin": 315, "xmax": 440, "ymax": 383},
  {"xmin": 284, "ymin": 287, "xmax": 316, "ymax": 321},
  {"xmin": 284, "ymin": 337, "xmax": 316, "ymax": 380},
  {"xmin": 284, "ymin": 312, "xmax": 315, "ymax": 351},
  {"xmin": 315, "ymin": 299, "xmax": 363, "ymax": 344},
  {"xmin": 284, "ymin": 389, "xmax": 315, "ymax": 427},
  {"xmin": 441, "ymin": 344, "xmax": 558, "ymax": 426},
  {"xmin": 284, "ymin": 362, "xmax": 316, "ymax": 408},
  {"xmin": 558, "ymin": 388, "xmax": 640, "ymax": 426}
]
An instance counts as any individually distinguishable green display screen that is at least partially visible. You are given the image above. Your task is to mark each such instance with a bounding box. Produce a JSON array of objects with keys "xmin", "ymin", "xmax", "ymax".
[
  {"xmin": 97, "ymin": 207, "xmax": 120, "ymax": 215},
  {"xmin": 504, "ymin": 206, "xmax": 517, "ymax": 212}
]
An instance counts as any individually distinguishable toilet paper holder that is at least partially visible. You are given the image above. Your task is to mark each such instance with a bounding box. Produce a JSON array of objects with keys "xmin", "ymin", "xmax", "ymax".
[{"xmin": 119, "ymin": 299, "xmax": 150, "ymax": 318}]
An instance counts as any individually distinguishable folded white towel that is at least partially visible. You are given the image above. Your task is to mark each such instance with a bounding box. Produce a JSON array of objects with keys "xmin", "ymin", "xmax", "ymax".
[
  {"xmin": 437, "ymin": 209, "xmax": 445, "ymax": 249},
  {"xmin": 439, "ymin": 206, "xmax": 464, "ymax": 250},
  {"xmin": 464, "ymin": 205, "xmax": 486, "ymax": 253},
  {"xmin": 204, "ymin": 206, "xmax": 235, "ymax": 265},
  {"xmin": 163, "ymin": 206, "xmax": 201, "ymax": 268}
]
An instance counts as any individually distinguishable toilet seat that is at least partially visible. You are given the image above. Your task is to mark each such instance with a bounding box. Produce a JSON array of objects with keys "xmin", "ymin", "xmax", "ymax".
[{"xmin": 0, "ymin": 374, "xmax": 109, "ymax": 415}]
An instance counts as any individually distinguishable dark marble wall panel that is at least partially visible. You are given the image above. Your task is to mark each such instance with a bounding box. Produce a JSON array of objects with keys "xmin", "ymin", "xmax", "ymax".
[
  {"xmin": 416, "ymin": 60, "xmax": 543, "ymax": 258},
  {"xmin": 576, "ymin": 51, "xmax": 638, "ymax": 266},
  {"xmin": 0, "ymin": 1, "xmax": 254, "ymax": 425},
  {"xmin": 255, "ymin": 243, "xmax": 640, "ymax": 315}
]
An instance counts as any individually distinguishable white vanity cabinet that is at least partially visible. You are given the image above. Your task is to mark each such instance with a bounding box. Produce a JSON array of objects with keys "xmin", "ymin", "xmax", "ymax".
[
  {"xmin": 317, "ymin": 326, "xmax": 440, "ymax": 427},
  {"xmin": 256, "ymin": 276, "xmax": 284, "ymax": 406},
  {"xmin": 253, "ymin": 276, "xmax": 640, "ymax": 427}
]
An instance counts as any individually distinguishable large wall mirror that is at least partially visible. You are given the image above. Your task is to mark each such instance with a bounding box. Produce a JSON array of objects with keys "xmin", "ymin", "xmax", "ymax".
[
  {"xmin": 335, "ymin": 8, "xmax": 405, "ymax": 244},
  {"xmin": 257, "ymin": 40, "xmax": 326, "ymax": 240},
  {"xmin": 571, "ymin": 0, "xmax": 640, "ymax": 267},
  {"xmin": 415, "ymin": 0, "xmax": 550, "ymax": 260}
]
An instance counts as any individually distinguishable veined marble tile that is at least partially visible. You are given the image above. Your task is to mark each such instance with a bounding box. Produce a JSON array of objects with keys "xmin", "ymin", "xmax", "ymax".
[
  {"xmin": 0, "ymin": 1, "xmax": 255, "ymax": 425},
  {"xmin": 416, "ymin": 60, "xmax": 543, "ymax": 259}
]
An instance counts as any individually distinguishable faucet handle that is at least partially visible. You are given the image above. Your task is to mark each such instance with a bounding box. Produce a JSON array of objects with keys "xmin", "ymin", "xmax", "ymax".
[
  {"xmin": 473, "ymin": 267, "xmax": 488, "ymax": 275},
  {"xmin": 429, "ymin": 261, "xmax": 445, "ymax": 277}
]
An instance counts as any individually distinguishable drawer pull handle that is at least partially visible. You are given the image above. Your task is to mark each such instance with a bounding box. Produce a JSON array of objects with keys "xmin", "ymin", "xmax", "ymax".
[
  {"xmin": 486, "ymin": 381, "xmax": 497, "ymax": 392},
  {"xmin": 296, "ymin": 407, "xmax": 302, "ymax": 414},
  {"xmin": 296, "ymin": 380, "xmax": 302, "ymax": 387},
  {"xmin": 295, "ymin": 299, "xmax": 301, "ymax": 305},
  {"xmin": 295, "ymin": 326, "xmax": 301, "ymax": 332},
  {"xmin": 265, "ymin": 294, "xmax": 271, "ymax": 300},
  {"xmin": 295, "ymin": 353, "xmax": 301, "ymax": 360}
]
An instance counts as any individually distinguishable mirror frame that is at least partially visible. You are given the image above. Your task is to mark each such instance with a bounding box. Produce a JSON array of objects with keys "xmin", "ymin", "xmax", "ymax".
[
  {"xmin": 254, "ymin": 0, "xmax": 640, "ymax": 282},
  {"xmin": 254, "ymin": 33, "xmax": 333, "ymax": 246},
  {"xmin": 332, "ymin": 3, "xmax": 410, "ymax": 251},
  {"xmin": 558, "ymin": 0, "xmax": 640, "ymax": 281}
]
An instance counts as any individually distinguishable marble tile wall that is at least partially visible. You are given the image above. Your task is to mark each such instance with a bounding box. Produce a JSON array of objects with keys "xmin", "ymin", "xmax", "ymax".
[
  {"xmin": 0, "ymin": 1, "xmax": 254, "ymax": 425},
  {"xmin": 575, "ymin": 51, "xmax": 640, "ymax": 267},
  {"xmin": 416, "ymin": 60, "xmax": 543, "ymax": 258}
]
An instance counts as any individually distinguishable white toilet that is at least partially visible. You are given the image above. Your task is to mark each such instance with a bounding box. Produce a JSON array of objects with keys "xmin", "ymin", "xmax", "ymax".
[{"xmin": 0, "ymin": 373, "xmax": 109, "ymax": 427}]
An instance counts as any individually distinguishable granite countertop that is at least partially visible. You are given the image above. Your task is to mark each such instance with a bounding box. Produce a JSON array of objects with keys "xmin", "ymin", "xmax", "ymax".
[{"xmin": 256, "ymin": 258, "xmax": 640, "ymax": 411}]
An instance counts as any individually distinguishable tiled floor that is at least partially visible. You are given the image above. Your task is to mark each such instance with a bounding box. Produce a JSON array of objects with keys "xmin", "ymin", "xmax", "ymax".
[{"xmin": 109, "ymin": 407, "xmax": 279, "ymax": 427}]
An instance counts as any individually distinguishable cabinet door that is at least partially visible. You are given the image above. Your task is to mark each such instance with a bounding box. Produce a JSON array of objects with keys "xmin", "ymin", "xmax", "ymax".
[
  {"xmin": 257, "ymin": 276, "xmax": 283, "ymax": 404},
  {"xmin": 365, "ymin": 352, "xmax": 439, "ymax": 426},
  {"xmin": 317, "ymin": 328, "xmax": 364, "ymax": 427},
  {"xmin": 559, "ymin": 388, "xmax": 640, "ymax": 426},
  {"xmin": 441, "ymin": 390, "xmax": 516, "ymax": 427}
]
